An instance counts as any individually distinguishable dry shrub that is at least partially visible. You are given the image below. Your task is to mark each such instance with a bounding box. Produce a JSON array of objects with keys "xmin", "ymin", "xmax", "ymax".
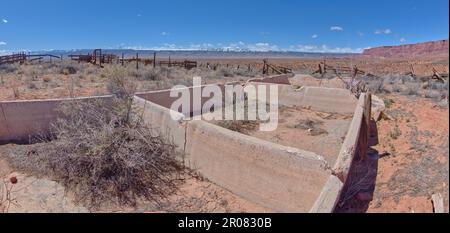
[
  {"xmin": 216, "ymin": 120, "xmax": 259, "ymax": 135},
  {"xmin": 7, "ymin": 67, "xmax": 183, "ymax": 210},
  {"xmin": 294, "ymin": 119, "xmax": 328, "ymax": 136},
  {"xmin": 60, "ymin": 65, "xmax": 77, "ymax": 75},
  {"xmin": 0, "ymin": 178, "xmax": 18, "ymax": 213},
  {"xmin": 42, "ymin": 76, "xmax": 51, "ymax": 82}
]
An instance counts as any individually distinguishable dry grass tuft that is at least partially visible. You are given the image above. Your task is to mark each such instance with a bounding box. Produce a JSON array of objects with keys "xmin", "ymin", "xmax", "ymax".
[
  {"xmin": 294, "ymin": 119, "xmax": 328, "ymax": 136},
  {"xmin": 216, "ymin": 120, "xmax": 259, "ymax": 135}
]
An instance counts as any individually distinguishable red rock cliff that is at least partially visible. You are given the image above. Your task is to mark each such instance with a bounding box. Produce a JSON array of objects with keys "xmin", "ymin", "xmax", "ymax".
[{"xmin": 363, "ymin": 39, "xmax": 449, "ymax": 58}]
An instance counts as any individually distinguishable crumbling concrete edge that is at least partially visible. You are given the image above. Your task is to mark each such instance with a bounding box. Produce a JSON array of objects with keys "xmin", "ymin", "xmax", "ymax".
[
  {"xmin": 309, "ymin": 175, "xmax": 344, "ymax": 213},
  {"xmin": 132, "ymin": 95, "xmax": 187, "ymax": 158},
  {"xmin": 184, "ymin": 119, "xmax": 332, "ymax": 212},
  {"xmin": 309, "ymin": 93, "xmax": 367, "ymax": 213}
]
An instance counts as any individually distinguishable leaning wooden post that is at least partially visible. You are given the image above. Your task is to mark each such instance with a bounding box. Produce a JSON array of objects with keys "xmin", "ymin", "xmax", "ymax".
[
  {"xmin": 153, "ymin": 52, "xmax": 156, "ymax": 68},
  {"xmin": 99, "ymin": 50, "xmax": 102, "ymax": 67},
  {"xmin": 136, "ymin": 52, "xmax": 139, "ymax": 70}
]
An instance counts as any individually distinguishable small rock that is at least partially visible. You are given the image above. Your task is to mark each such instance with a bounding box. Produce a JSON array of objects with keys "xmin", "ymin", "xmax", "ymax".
[
  {"xmin": 9, "ymin": 176, "xmax": 18, "ymax": 184},
  {"xmin": 356, "ymin": 192, "xmax": 373, "ymax": 202}
]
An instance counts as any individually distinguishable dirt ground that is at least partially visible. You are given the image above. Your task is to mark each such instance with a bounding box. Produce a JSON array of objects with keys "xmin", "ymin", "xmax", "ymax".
[
  {"xmin": 0, "ymin": 62, "xmax": 257, "ymax": 101},
  {"xmin": 337, "ymin": 94, "xmax": 449, "ymax": 213},
  {"xmin": 244, "ymin": 106, "xmax": 353, "ymax": 166},
  {"xmin": 0, "ymin": 144, "xmax": 270, "ymax": 213},
  {"xmin": 198, "ymin": 56, "xmax": 449, "ymax": 77},
  {"xmin": 1, "ymin": 56, "xmax": 448, "ymax": 101}
]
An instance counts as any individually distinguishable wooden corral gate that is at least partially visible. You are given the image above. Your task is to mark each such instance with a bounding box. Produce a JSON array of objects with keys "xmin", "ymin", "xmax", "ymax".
[
  {"xmin": 262, "ymin": 59, "xmax": 293, "ymax": 75},
  {"xmin": 68, "ymin": 49, "xmax": 117, "ymax": 66},
  {"xmin": 405, "ymin": 64, "xmax": 449, "ymax": 83},
  {"xmin": 159, "ymin": 60, "xmax": 197, "ymax": 69},
  {"xmin": 312, "ymin": 62, "xmax": 377, "ymax": 78},
  {"xmin": 1, "ymin": 53, "xmax": 62, "ymax": 65}
]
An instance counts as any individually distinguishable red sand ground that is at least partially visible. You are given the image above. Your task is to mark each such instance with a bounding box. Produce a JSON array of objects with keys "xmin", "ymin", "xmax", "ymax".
[{"xmin": 337, "ymin": 94, "xmax": 449, "ymax": 213}]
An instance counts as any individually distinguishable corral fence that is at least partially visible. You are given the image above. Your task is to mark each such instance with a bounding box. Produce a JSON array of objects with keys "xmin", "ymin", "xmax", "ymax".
[
  {"xmin": 0, "ymin": 53, "xmax": 27, "ymax": 65},
  {"xmin": 0, "ymin": 53, "xmax": 62, "ymax": 65}
]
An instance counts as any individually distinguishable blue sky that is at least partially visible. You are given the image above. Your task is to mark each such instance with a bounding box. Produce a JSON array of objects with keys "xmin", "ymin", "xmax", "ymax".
[{"xmin": 0, "ymin": 0, "xmax": 449, "ymax": 54}]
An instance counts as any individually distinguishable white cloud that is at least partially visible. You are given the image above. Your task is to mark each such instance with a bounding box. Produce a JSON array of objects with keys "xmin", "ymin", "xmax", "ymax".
[
  {"xmin": 375, "ymin": 29, "xmax": 392, "ymax": 34},
  {"xmin": 0, "ymin": 41, "xmax": 6, "ymax": 46},
  {"xmin": 311, "ymin": 34, "xmax": 318, "ymax": 39},
  {"xmin": 2, "ymin": 19, "xmax": 7, "ymax": 23},
  {"xmin": 400, "ymin": 38, "xmax": 407, "ymax": 43},
  {"xmin": 357, "ymin": 31, "xmax": 364, "ymax": 37},
  {"xmin": 160, "ymin": 32, "xmax": 170, "ymax": 36},
  {"xmin": 289, "ymin": 44, "xmax": 363, "ymax": 53},
  {"xmin": 330, "ymin": 26, "xmax": 343, "ymax": 31},
  {"xmin": 137, "ymin": 14, "xmax": 142, "ymax": 17}
]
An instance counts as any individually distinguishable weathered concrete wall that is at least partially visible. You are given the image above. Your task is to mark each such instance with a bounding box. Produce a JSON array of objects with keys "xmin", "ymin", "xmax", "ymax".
[
  {"xmin": 128, "ymin": 84, "xmax": 366, "ymax": 212},
  {"xmin": 247, "ymin": 74, "xmax": 292, "ymax": 85},
  {"xmin": 0, "ymin": 96, "xmax": 113, "ymax": 143},
  {"xmin": 308, "ymin": 93, "xmax": 369, "ymax": 212},
  {"xmin": 289, "ymin": 74, "xmax": 349, "ymax": 89},
  {"xmin": 245, "ymin": 83, "xmax": 357, "ymax": 114},
  {"xmin": 0, "ymin": 78, "xmax": 370, "ymax": 213},
  {"xmin": 185, "ymin": 120, "xmax": 330, "ymax": 212},
  {"xmin": 332, "ymin": 93, "xmax": 367, "ymax": 182},
  {"xmin": 309, "ymin": 175, "xmax": 344, "ymax": 213},
  {"xmin": 136, "ymin": 84, "xmax": 227, "ymax": 117},
  {"xmin": 298, "ymin": 86, "xmax": 357, "ymax": 114},
  {"xmin": 132, "ymin": 96, "xmax": 187, "ymax": 155}
]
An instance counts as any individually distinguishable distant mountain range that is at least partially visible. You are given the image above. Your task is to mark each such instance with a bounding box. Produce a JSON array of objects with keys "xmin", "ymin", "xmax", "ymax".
[
  {"xmin": 23, "ymin": 39, "xmax": 450, "ymax": 60},
  {"xmin": 29, "ymin": 49, "xmax": 357, "ymax": 59}
]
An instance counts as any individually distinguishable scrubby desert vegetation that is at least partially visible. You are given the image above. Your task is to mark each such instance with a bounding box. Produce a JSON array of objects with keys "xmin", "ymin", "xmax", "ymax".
[
  {"xmin": 2, "ymin": 70, "xmax": 186, "ymax": 210},
  {"xmin": 363, "ymin": 74, "xmax": 448, "ymax": 105},
  {"xmin": 0, "ymin": 60, "xmax": 260, "ymax": 101}
]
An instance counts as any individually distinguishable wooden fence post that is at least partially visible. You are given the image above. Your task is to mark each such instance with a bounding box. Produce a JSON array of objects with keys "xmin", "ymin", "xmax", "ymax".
[{"xmin": 136, "ymin": 53, "xmax": 139, "ymax": 70}]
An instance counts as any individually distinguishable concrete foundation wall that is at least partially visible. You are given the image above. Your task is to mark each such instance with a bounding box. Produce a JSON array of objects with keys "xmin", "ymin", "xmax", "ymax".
[
  {"xmin": 298, "ymin": 87, "xmax": 357, "ymax": 114},
  {"xmin": 136, "ymin": 84, "xmax": 227, "ymax": 117},
  {"xmin": 185, "ymin": 120, "xmax": 330, "ymax": 212},
  {"xmin": 132, "ymin": 96, "xmax": 187, "ymax": 154},
  {"xmin": 245, "ymin": 83, "xmax": 357, "ymax": 114},
  {"xmin": 0, "ymin": 75, "xmax": 370, "ymax": 213},
  {"xmin": 310, "ymin": 93, "xmax": 368, "ymax": 212},
  {"xmin": 0, "ymin": 96, "xmax": 113, "ymax": 143},
  {"xmin": 332, "ymin": 93, "xmax": 366, "ymax": 182},
  {"xmin": 247, "ymin": 74, "xmax": 292, "ymax": 85}
]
